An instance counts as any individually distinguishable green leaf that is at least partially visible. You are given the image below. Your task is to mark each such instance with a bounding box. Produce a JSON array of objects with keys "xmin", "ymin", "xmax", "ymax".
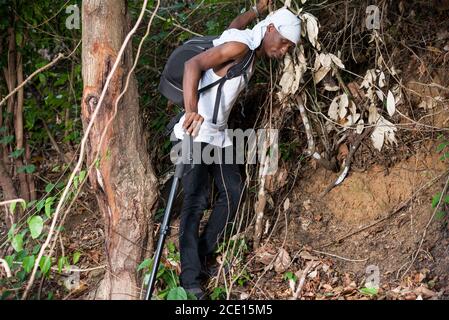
[
  {"xmin": 137, "ymin": 259, "xmax": 153, "ymax": 272},
  {"xmin": 283, "ymin": 271, "xmax": 297, "ymax": 282},
  {"xmin": 15, "ymin": 32, "xmax": 23, "ymax": 46},
  {"xmin": 17, "ymin": 164, "xmax": 36, "ymax": 174},
  {"xmin": 210, "ymin": 287, "xmax": 226, "ymax": 300},
  {"xmin": 9, "ymin": 148, "xmax": 24, "ymax": 159},
  {"xmin": 432, "ymin": 193, "xmax": 442, "ymax": 208},
  {"xmin": 73, "ymin": 252, "xmax": 81, "ymax": 264},
  {"xmin": 28, "ymin": 216, "xmax": 44, "ymax": 239},
  {"xmin": 7, "ymin": 224, "xmax": 16, "ymax": 241},
  {"xmin": 27, "ymin": 200, "xmax": 37, "ymax": 209},
  {"xmin": 444, "ymin": 195, "xmax": 449, "ymax": 204},
  {"xmin": 38, "ymin": 73, "xmax": 47, "ymax": 85},
  {"xmin": 5, "ymin": 256, "xmax": 14, "ymax": 270},
  {"xmin": 39, "ymin": 256, "xmax": 52, "ymax": 275},
  {"xmin": 436, "ymin": 142, "xmax": 448, "ymax": 153},
  {"xmin": 58, "ymin": 256, "xmax": 68, "ymax": 273},
  {"xmin": 45, "ymin": 197, "xmax": 54, "ymax": 218},
  {"xmin": 440, "ymin": 152, "xmax": 449, "ymax": 161},
  {"xmin": 25, "ymin": 164, "xmax": 36, "ymax": 174},
  {"xmin": 360, "ymin": 287, "xmax": 378, "ymax": 296},
  {"xmin": 32, "ymin": 244, "xmax": 41, "ymax": 255},
  {"xmin": 23, "ymin": 255, "xmax": 35, "ymax": 273},
  {"xmin": 45, "ymin": 183, "xmax": 55, "ymax": 193},
  {"xmin": 73, "ymin": 176, "xmax": 78, "ymax": 189},
  {"xmin": 79, "ymin": 170, "xmax": 87, "ymax": 183},
  {"xmin": 166, "ymin": 287, "xmax": 188, "ymax": 300},
  {"xmin": 0, "ymin": 135, "xmax": 14, "ymax": 145},
  {"xmin": 9, "ymin": 202, "xmax": 17, "ymax": 214},
  {"xmin": 12, "ymin": 234, "xmax": 24, "ymax": 252},
  {"xmin": 36, "ymin": 199, "xmax": 45, "ymax": 212},
  {"xmin": 435, "ymin": 211, "xmax": 447, "ymax": 220},
  {"xmin": 17, "ymin": 270, "xmax": 27, "ymax": 281}
]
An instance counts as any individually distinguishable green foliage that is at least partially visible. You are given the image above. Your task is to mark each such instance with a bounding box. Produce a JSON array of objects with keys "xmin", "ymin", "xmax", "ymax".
[
  {"xmin": 12, "ymin": 234, "xmax": 24, "ymax": 252},
  {"xmin": 138, "ymin": 242, "xmax": 194, "ymax": 300},
  {"xmin": 39, "ymin": 256, "xmax": 52, "ymax": 275},
  {"xmin": 279, "ymin": 142, "xmax": 300, "ymax": 161},
  {"xmin": 431, "ymin": 135, "xmax": 449, "ymax": 222},
  {"xmin": 359, "ymin": 287, "xmax": 378, "ymax": 296},
  {"xmin": 210, "ymin": 287, "xmax": 226, "ymax": 300},
  {"xmin": 28, "ymin": 216, "xmax": 44, "ymax": 239},
  {"xmin": 283, "ymin": 271, "xmax": 298, "ymax": 282},
  {"xmin": 72, "ymin": 252, "xmax": 81, "ymax": 265},
  {"xmin": 437, "ymin": 134, "xmax": 449, "ymax": 162},
  {"xmin": 22, "ymin": 255, "xmax": 36, "ymax": 273},
  {"xmin": 167, "ymin": 287, "xmax": 188, "ymax": 300}
]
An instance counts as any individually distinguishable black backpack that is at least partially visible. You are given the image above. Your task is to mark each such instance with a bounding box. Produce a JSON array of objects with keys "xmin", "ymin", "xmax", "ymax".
[{"xmin": 159, "ymin": 35, "xmax": 255, "ymax": 135}]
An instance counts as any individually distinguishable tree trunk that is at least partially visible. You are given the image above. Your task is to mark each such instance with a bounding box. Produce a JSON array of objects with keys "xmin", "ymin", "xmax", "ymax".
[{"xmin": 81, "ymin": 0, "xmax": 158, "ymax": 300}]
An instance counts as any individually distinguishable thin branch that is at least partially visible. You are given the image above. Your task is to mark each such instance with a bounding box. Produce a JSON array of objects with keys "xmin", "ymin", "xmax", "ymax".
[
  {"xmin": 0, "ymin": 41, "xmax": 80, "ymax": 108},
  {"xmin": 0, "ymin": 258, "xmax": 12, "ymax": 278}
]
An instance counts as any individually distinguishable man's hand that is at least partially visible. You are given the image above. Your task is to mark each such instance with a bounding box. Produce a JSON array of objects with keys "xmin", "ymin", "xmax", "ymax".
[
  {"xmin": 256, "ymin": 0, "xmax": 272, "ymax": 15},
  {"xmin": 183, "ymin": 111, "xmax": 204, "ymax": 137}
]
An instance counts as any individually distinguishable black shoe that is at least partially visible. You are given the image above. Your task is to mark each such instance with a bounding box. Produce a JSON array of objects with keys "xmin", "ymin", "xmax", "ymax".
[
  {"xmin": 185, "ymin": 287, "xmax": 207, "ymax": 300},
  {"xmin": 200, "ymin": 257, "xmax": 231, "ymax": 279}
]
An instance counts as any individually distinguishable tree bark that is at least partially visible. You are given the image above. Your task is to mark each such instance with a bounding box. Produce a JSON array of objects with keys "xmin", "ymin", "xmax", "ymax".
[{"xmin": 81, "ymin": 0, "xmax": 158, "ymax": 300}]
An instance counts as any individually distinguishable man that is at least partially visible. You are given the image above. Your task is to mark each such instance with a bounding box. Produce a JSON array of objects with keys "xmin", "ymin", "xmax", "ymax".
[{"xmin": 171, "ymin": 1, "xmax": 301, "ymax": 299}]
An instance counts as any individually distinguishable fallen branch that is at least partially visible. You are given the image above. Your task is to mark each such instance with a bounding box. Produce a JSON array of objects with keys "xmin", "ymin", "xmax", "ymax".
[
  {"xmin": 312, "ymin": 249, "xmax": 368, "ymax": 263},
  {"xmin": 292, "ymin": 261, "xmax": 314, "ymax": 300}
]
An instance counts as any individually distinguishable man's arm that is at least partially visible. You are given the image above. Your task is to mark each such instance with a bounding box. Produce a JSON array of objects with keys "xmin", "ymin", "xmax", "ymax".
[
  {"xmin": 228, "ymin": 0, "xmax": 271, "ymax": 30},
  {"xmin": 182, "ymin": 42, "xmax": 249, "ymax": 136}
]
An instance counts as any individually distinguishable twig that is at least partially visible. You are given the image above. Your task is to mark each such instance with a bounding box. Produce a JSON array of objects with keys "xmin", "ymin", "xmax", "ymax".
[
  {"xmin": 50, "ymin": 265, "xmax": 106, "ymax": 273},
  {"xmin": 145, "ymin": 9, "xmax": 202, "ymax": 37},
  {"xmin": 0, "ymin": 198, "xmax": 26, "ymax": 207},
  {"xmin": 292, "ymin": 261, "xmax": 313, "ymax": 300},
  {"xmin": 0, "ymin": 42, "xmax": 80, "ymax": 108},
  {"xmin": 0, "ymin": 258, "xmax": 12, "ymax": 278},
  {"xmin": 41, "ymin": 119, "xmax": 72, "ymax": 166},
  {"xmin": 21, "ymin": 0, "xmax": 151, "ymax": 300},
  {"xmin": 312, "ymin": 249, "xmax": 368, "ymax": 263}
]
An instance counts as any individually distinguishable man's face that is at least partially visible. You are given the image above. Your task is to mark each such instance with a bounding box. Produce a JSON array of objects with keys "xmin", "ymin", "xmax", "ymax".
[{"xmin": 261, "ymin": 24, "xmax": 296, "ymax": 59}]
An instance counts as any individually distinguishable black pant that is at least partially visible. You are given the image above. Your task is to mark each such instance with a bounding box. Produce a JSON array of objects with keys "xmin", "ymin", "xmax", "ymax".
[{"xmin": 173, "ymin": 139, "xmax": 243, "ymax": 289}]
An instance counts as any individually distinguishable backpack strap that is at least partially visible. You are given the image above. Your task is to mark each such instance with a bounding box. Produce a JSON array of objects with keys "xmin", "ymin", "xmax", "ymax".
[
  {"xmin": 165, "ymin": 48, "xmax": 255, "ymax": 136},
  {"xmin": 202, "ymin": 49, "xmax": 255, "ymax": 124}
]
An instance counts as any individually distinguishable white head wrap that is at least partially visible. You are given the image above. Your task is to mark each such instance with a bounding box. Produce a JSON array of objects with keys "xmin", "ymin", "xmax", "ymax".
[{"xmin": 213, "ymin": 7, "xmax": 301, "ymax": 50}]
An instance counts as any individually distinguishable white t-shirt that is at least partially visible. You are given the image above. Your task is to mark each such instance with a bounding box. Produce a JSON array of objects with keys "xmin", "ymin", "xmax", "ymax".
[{"xmin": 173, "ymin": 42, "xmax": 255, "ymax": 148}]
